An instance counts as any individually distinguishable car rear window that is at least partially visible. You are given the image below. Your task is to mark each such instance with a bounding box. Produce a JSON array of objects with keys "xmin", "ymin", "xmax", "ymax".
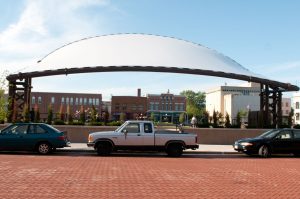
[{"xmin": 42, "ymin": 124, "xmax": 61, "ymax": 133}]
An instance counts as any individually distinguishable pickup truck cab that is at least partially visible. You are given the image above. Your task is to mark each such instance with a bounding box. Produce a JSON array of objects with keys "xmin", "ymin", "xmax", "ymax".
[{"xmin": 87, "ymin": 120, "xmax": 198, "ymax": 157}]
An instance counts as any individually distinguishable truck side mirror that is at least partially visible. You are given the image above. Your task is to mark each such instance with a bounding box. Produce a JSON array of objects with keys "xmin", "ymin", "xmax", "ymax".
[{"xmin": 122, "ymin": 129, "xmax": 128, "ymax": 139}]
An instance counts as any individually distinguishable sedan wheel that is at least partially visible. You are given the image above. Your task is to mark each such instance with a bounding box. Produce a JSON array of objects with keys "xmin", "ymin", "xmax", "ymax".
[
  {"xmin": 37, "ymin": 143, "xmax": 51, "ymax": 154},
  {"xmin": 258, "ymin": 145, "xmax": 270, "ymax": 158}
]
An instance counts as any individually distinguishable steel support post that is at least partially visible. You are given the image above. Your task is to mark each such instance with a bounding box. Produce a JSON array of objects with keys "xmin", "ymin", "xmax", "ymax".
[{"xmin": 7, "ymin": 78, "xmax": 32, "ymax": 122}]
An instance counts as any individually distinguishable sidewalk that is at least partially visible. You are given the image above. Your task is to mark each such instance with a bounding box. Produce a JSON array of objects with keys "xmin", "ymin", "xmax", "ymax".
[{"xmin": 61, "ymin": 143, "xmax": 237, "ymax": 154}]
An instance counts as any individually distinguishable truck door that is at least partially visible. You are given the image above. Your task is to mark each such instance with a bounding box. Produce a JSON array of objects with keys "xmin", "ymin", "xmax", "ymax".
[
  {"xmin": 121, "ymin": 122, "xmax": 144, "ymax": 146},
  {"xmin": 142, "ymin": 122, "xmax": 155, "ymax": 147}
]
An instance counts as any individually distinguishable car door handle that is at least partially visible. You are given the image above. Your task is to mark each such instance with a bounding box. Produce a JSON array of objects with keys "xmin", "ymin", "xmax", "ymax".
[{"xmin": 137, "ymin": 134, "xmax": 141, "ymax": 136}]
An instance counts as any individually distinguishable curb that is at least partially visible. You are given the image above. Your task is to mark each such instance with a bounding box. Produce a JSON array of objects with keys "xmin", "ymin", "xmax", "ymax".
[{"xmin": 57, "ymin": 148, "xmax": 238, "ymax": 155}]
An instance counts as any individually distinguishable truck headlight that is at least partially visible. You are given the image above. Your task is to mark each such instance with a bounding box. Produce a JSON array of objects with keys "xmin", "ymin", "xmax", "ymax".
[{"xmin": 88, "ymin": 135, "xmax": 93, "ymax": 143}]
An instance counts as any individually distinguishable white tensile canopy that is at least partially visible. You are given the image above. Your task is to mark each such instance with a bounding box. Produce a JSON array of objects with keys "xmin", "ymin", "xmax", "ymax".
[
  {"xmin": 7, "ymin": 33, "xmax": 298, "ymax": 91},
  {"xmin": 34, "ymin": 33, "xmax": 256, "ymax": 77}
]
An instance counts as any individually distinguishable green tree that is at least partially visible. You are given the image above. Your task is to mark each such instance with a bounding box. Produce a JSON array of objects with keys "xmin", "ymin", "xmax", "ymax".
[
  {"xmin": 47, "ymin": 104, "xmax": 53, "ymax": 124},
  {"xmin": 218, "ymin": 112, "xmax": 224, "ymax": 126},
  {"xmin": 180, "ymin": 90, "xmax": 205, "ymax": 118},
  {"xmin": 288, "ymin": 108, "xmax": 294, "ymax": 127},
  {"xmin": 58, "ymin": 104, "xmax": 65, "ymax": 121},
  {"xmin": 22, "ymin": 103, "xmax": 30, "ymax": 122},
  {"xmin": 225, "ymin": 112, "xmax": 231, "ymax": 128},
  {"xmin": 0, "ymin": 89, "xmax": 6, "ymax": 123},
  {"xmin": 236, "ymin": 111, "xmax": 242, "ymax": 128},
  {"xmin": 79, "ymin": 106, "xmax": 85, "ymax": 123},
  {"xmin": 0, "ymin": 71, "xmax": 8, "ymax": 123},
  {"xmin": 212, "ymin": 110, "xmax": 218, "ymax": 127},
  {"xmin": 119, "ymin": 112, "xmax": 126, "ymax": 122},
  {"xmin": 150, "ymin": 112, "xmax": 155, "ymax": 122},
  {"xmin": 91, "ymin": 105, "xmax": 97, "ymax": 123},
  {"xmin": 67, "ymin": 105, "xmax": 73, "ymax": 124},
  {"xmin": 201, "ymin": 111, "xmax": 210, "ymax": 127},
  {"xmin": 179, "ymin": 113, "xmax": 185, "ymax": 124},
  {"xmin": 103, "ymin": 111, "xmax": 109, "ymax": 125},
  {"xmin": 34, "ymin": 107, "xmax": 40, "ymax": 122}
]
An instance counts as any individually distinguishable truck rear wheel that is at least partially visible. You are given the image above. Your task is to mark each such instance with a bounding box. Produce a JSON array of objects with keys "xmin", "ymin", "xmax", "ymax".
[
  {"xmin": 166, "ymin": 143, "xmax": 183, "ymax": 157},
  {"xmin": 96, "ymin": 142, "xmax": 112, "ymax": 156}
]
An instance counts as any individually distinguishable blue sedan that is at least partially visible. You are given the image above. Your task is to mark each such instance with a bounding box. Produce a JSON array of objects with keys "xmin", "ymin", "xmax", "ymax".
[{"xmin": 0, "ymin": 123, "xmax": 70, "ymax": 154}]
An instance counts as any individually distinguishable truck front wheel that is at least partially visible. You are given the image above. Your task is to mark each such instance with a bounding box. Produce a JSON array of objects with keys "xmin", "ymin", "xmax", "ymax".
[
  {"xmin": 96, "ymin": 142, "xmax": 112, "ymax": 156},
  {"xmin": 166, "ymin": 143, "xmax": 183, "ymax": 157}
]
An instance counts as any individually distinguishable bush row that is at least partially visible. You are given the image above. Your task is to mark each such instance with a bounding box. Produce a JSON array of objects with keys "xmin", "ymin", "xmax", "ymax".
[{"xmin": 52, "ymin": 120, "xmax": 122, "ymax": 126}]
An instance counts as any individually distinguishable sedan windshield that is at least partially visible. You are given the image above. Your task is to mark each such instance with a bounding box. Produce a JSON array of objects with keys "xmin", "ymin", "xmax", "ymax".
[{"xmin": 258, "ymin": 129, "xmax": 280, "ymax": 139}]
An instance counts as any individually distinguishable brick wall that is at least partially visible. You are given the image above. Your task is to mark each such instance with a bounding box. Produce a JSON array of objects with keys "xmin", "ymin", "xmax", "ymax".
[{"xmin": 0, "ymin": 124, "xmax": 268, "ymax": 144}]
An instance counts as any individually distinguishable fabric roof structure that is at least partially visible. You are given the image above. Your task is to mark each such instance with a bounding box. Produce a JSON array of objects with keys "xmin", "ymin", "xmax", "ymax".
[{"xmin": 7, "ymin": 33, "xmax": 299, "ymax": 91}]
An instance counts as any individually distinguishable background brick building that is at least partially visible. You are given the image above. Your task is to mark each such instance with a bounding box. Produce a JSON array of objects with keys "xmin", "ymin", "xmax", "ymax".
[
  {"xmin": 111, "ymin": 89, "xmax": 147, "ymax": 120},
  {"xmin": 31, "ymin": 92, "xmax": 102, "ymax": 121},
  {"xmin": 147, "ymin": 91, "xmax": 186, "ymax": 123}
]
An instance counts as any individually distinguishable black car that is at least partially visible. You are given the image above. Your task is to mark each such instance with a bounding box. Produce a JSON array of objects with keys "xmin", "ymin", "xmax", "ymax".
[{"xmin": 233, "ymin": 129, "xmax": 300, "ymax": 157}]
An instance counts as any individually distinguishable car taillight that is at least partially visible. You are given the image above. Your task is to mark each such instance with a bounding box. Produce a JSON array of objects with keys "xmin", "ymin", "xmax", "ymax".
[{"xmin": 57, "ymin": 136, "xmax": 65, "ymax": 141}]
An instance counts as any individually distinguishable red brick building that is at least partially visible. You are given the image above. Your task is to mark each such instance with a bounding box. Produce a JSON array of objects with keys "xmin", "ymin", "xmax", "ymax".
[
  {"xmin": 111, "ymin": 89, "xmax": 186, "ymax": 122},
  {"xmin": 147, "ymin": 91, "xmax": 186, "ymax": 123},
  {"xmin": 111, "ymin": 89, "xmax": 147, "ymax": 120},
  {"xmin": 31, "ymin": 92, "xmax": 102, "ymax": 121}
]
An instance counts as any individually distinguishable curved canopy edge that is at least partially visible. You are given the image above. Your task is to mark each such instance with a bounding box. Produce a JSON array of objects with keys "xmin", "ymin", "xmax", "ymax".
[{"xmin": 6, "ymin": 66, "xmax": 299, "ymax": 91}]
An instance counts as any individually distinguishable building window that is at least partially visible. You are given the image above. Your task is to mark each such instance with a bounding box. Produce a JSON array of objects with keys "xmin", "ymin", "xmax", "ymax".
[
  {"xmin": 84, "ymin": 98, "xmax": 87, "ymax": 105},
  {"xmin": 286, "ymin": 110, "xmax": 289, "ymax": 114},
  {"xmin": 286, "ymin": 102, "xmax": 289, "ymax": 107},
  {"xmin": 296, "ymin": 102, "xmax": 299, "ymax": 109},
  {"xmin": 132, "ymin": 104, "xmax": 136, "ymax": 110},
  {"xmin": 38, "ymin": 97, "xmax": 42, "ymax": 104},
  {"xmin": 79, "ymin": 98, "xmax": 83, "ymax": 105},
  {"xmin": 179, "ymin": 103, "xmax": 184, "ymax": 111},
  {"xmin": 51, "ymin": 97, "xmax": 55, "ymax": 104},
  {"xmin": 96, "ymin": 99, "xmax": 99, "ymax": 106},
  {"xmin": 296, "ymin": 113, "xmax": 300, "ymax": 121},
  {"xmin": 32, "ymin": 96, "xmax": 35, "ymax": 104},
  {"xmin": 66, "ymin": 97, "xmax": 69, "ymax": 105},
  {"xmin": 175, "ymin": 103, "xmax": 178, "ymax": 111},
  {"xmin": 155, "ymin": 102, "xmax": 159, "ymax": 110},
  {"xmin": 138, "ymin": 105, "xmax": 143, "ymax": 111},
  {"xmin": 115, "ymin": 103, "xmax": 120, "ymax": 111},
  {"xmin": 122, "ymin": 104, "xmax": 127, "ymax": 111},
  {"xmin": 150, "ymin": 102, "xmax": 154, "ymax": 110},
  {"xmin": 89, "ymin": 98, "xmax": 93, "ymax": 105},
  {"xmin": 61, "ymin": 97, "xmax": 65, "ymax": 104},
  {"xmin": 70, "ymin": 98, "xmax": 73, "ymax": 105}
]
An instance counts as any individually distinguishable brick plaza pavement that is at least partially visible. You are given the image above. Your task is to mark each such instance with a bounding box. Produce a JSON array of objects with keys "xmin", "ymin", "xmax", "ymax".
[{"xmin": 0, "ymin": 153, "xmax": 299, "ymax": 199}]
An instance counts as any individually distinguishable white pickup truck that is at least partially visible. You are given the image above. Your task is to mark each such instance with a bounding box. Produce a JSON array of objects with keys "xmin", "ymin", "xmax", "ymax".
[{"xmin": 87, "ymin": 120, "xmax": 198, "ymax": 157}]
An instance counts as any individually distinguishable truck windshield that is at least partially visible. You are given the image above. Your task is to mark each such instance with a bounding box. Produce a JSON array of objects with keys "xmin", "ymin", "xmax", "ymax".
[{"xmin": 115, "ymin": 122, "xmax": 128, "ymax": 132}]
